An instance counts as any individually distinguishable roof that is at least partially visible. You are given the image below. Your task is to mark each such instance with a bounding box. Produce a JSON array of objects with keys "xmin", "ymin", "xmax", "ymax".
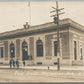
[{"xmin": 0, "ymin": 18, "xmax": 84, "ymax": 40}]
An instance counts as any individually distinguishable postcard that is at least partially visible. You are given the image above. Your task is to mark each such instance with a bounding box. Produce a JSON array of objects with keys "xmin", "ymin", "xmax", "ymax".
[{"xmin": 0, "ymin": 0, "xmax": 84, "ymax": 83}]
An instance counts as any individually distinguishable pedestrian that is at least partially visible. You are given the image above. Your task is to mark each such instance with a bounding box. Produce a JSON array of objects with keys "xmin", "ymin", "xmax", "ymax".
[
  {"xmin": 48, "ymin": 66, "xmax": 49, "ymax": 70},
  {"xmin": 16, "ymin": 59, "xmax": 19, "ymax": 69},
  {"xmin": 9, "ymin": 59, "xmax": 12, "ymax": 69},
  {"xmin": 23, "ymin": 60, "xmax": 25, "ymax": 67},
  {"xmin": 13, "ymin": 59, "xmax": 15, "ymax": 68}
]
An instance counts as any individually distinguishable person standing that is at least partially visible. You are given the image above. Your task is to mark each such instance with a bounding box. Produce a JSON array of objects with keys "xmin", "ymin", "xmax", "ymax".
[
  {"xmin": 9, "ymin": 59, "xmax": 12, "ymax": 69},
  {"xmin": 23, "ymin": 60, "xmax": 25, "ymax": 67},
  {"xmin": 48, "ymin": 66, "xmax": 49, "ymax": 70},
  {"xmin": 13, "ymin": 59, "xmax": 15, "ymax": 68},
  {"xmin": 16, "ymin": 59, "xmax": 19, "ymax": 69}
]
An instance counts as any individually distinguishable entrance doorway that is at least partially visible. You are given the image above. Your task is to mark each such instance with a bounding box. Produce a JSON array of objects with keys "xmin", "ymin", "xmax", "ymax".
[
  {"xmin": 10, "ymin": 43, "xmax": 15, "ymax": 58},
  {"xmin": 22, "ymin": 41, "xmax": 28, "ymax": 60}
]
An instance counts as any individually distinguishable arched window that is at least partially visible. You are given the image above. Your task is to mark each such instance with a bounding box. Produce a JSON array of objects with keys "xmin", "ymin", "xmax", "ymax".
[
  {"xmin": 22, "ymin": 41, "xmax": 28, "ymax": 60},
  {"xmin": 10, "ymin": 43, "xmax": 15, "ymax": 58},
  {"xmin": 36, "ymin": 40, "xmax": 43, "ymax": 57}
]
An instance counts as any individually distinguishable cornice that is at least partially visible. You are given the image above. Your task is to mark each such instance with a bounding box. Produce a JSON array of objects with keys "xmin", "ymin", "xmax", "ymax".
[{"xmin": 0, "ymin": 18, "xmax": 84, "ymax": 40}]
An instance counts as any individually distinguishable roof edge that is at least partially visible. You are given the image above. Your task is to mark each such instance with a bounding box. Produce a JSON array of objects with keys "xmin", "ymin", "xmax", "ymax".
[{"xmin": 0, "ymin": 18, "xmax": 84, "ymax": 38}]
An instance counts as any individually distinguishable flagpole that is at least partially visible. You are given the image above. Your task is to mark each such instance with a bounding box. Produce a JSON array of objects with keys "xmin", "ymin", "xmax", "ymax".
[{"xmin": 28, "ymin": 1, "xmax": 31, "ymax": 26}]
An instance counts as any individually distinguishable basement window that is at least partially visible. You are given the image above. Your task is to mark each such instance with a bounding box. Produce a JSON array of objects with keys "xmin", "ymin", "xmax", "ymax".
[
  {"xmin": 54, "ymin": 62, "xmax": 58, "ymax": 65},
  {"xmin": 37, "ymin": 62, "xmax": 42, "ymax": 65}
]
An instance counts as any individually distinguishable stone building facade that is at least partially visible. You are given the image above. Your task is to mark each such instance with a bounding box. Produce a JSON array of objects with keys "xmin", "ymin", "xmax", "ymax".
[{"xmin": 0, "ymin": 18, "xmax": 84, "ymax": 66}]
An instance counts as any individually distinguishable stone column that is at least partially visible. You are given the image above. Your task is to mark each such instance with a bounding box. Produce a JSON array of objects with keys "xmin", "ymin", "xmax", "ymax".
[
  {"xmin": 4, "ymin": 41, "xmax": 8, "ymax": 60},
  {"xmin": 16, "ymin": 39, "xmax": 20, "ymax": 60},
  {"xmin": 20, "ymin": 39, "xmax": 22, "ymax": 61},
  {"xmin": 13, "ymin": 40, "xmax": 16, "ymax": 59},
  {"xmin": 45, "ymin": 34, "xmax": 53, "ymax": 59},
  {"xmin": 29, "ymin": 37, "xmax": 34, "ymax": 59},
  {"xmin": 8, "ymin": 41, "xmax": 11, "ymax": 60}
]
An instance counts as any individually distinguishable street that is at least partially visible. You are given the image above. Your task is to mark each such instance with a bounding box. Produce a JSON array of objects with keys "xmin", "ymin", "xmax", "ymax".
[{"xmin": 0, "ymin": 68, "xmax": 84, "ymax": 82}]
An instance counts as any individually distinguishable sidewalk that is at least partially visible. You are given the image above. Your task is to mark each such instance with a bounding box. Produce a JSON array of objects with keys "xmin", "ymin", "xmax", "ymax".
[
  {"xmin": 0, "ymin": 65, "xmax": 84, "ymax": 70},
  {"xmin": 22, "ymin": 66, "xmax": 84, "ymax": 70}
]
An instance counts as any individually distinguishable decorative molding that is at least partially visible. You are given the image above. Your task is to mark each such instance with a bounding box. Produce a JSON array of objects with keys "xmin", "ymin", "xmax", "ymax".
[{"xmin": 0, "ymin": 18, "xmax": 84, "ymax": 40}]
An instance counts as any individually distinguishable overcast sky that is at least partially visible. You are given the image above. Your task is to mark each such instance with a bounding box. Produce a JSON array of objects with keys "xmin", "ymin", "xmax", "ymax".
[{"xmin": 0, "ymin": 1, "xmax": 84, "ymax": 33}]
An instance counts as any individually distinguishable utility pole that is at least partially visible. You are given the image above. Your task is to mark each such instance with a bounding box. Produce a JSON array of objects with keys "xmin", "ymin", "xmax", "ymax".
[{"xmin": 50, "ymin": 1, "xmax": 64, "ymax": 71}]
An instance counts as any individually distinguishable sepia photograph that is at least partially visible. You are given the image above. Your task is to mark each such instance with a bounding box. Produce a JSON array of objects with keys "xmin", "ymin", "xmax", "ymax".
[{"xmin": 0, "ymin": 0, "xmax": 84, "ymax": 83}]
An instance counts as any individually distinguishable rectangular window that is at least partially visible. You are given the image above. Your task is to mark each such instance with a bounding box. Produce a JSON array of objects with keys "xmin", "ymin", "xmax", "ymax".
[
  {"xmin": 37, "ymin": 62, "xmax": 42, "ymax": 65},
  {"xmin": 54, "ymin": 41, "xmax": 57, "ymax": 56},
  {"xmin": 1, "ymin": 47, "xmax": 3, "ymax": 58},
  {"xmin": 54, "ymin": 62, "xmax": 58, "ymax": 65},
  {"xmin": 74, "ymin": 41, "xmax": 77, "ymax": 60}
]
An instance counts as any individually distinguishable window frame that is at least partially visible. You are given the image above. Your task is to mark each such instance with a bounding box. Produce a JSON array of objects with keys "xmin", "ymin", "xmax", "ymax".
[
  {"xmin": 1, "ymin": 47, "xmax": 3, "ymax": 58},
  {"xmin": 36, "ymin": 40, "xmax": 43, "ymax": 57}
]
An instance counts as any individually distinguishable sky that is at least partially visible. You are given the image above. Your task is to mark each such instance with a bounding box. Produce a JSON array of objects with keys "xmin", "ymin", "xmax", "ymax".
[{"xmin": 0, "ymin": 1, "xmax": 84, "ymax": 33}]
